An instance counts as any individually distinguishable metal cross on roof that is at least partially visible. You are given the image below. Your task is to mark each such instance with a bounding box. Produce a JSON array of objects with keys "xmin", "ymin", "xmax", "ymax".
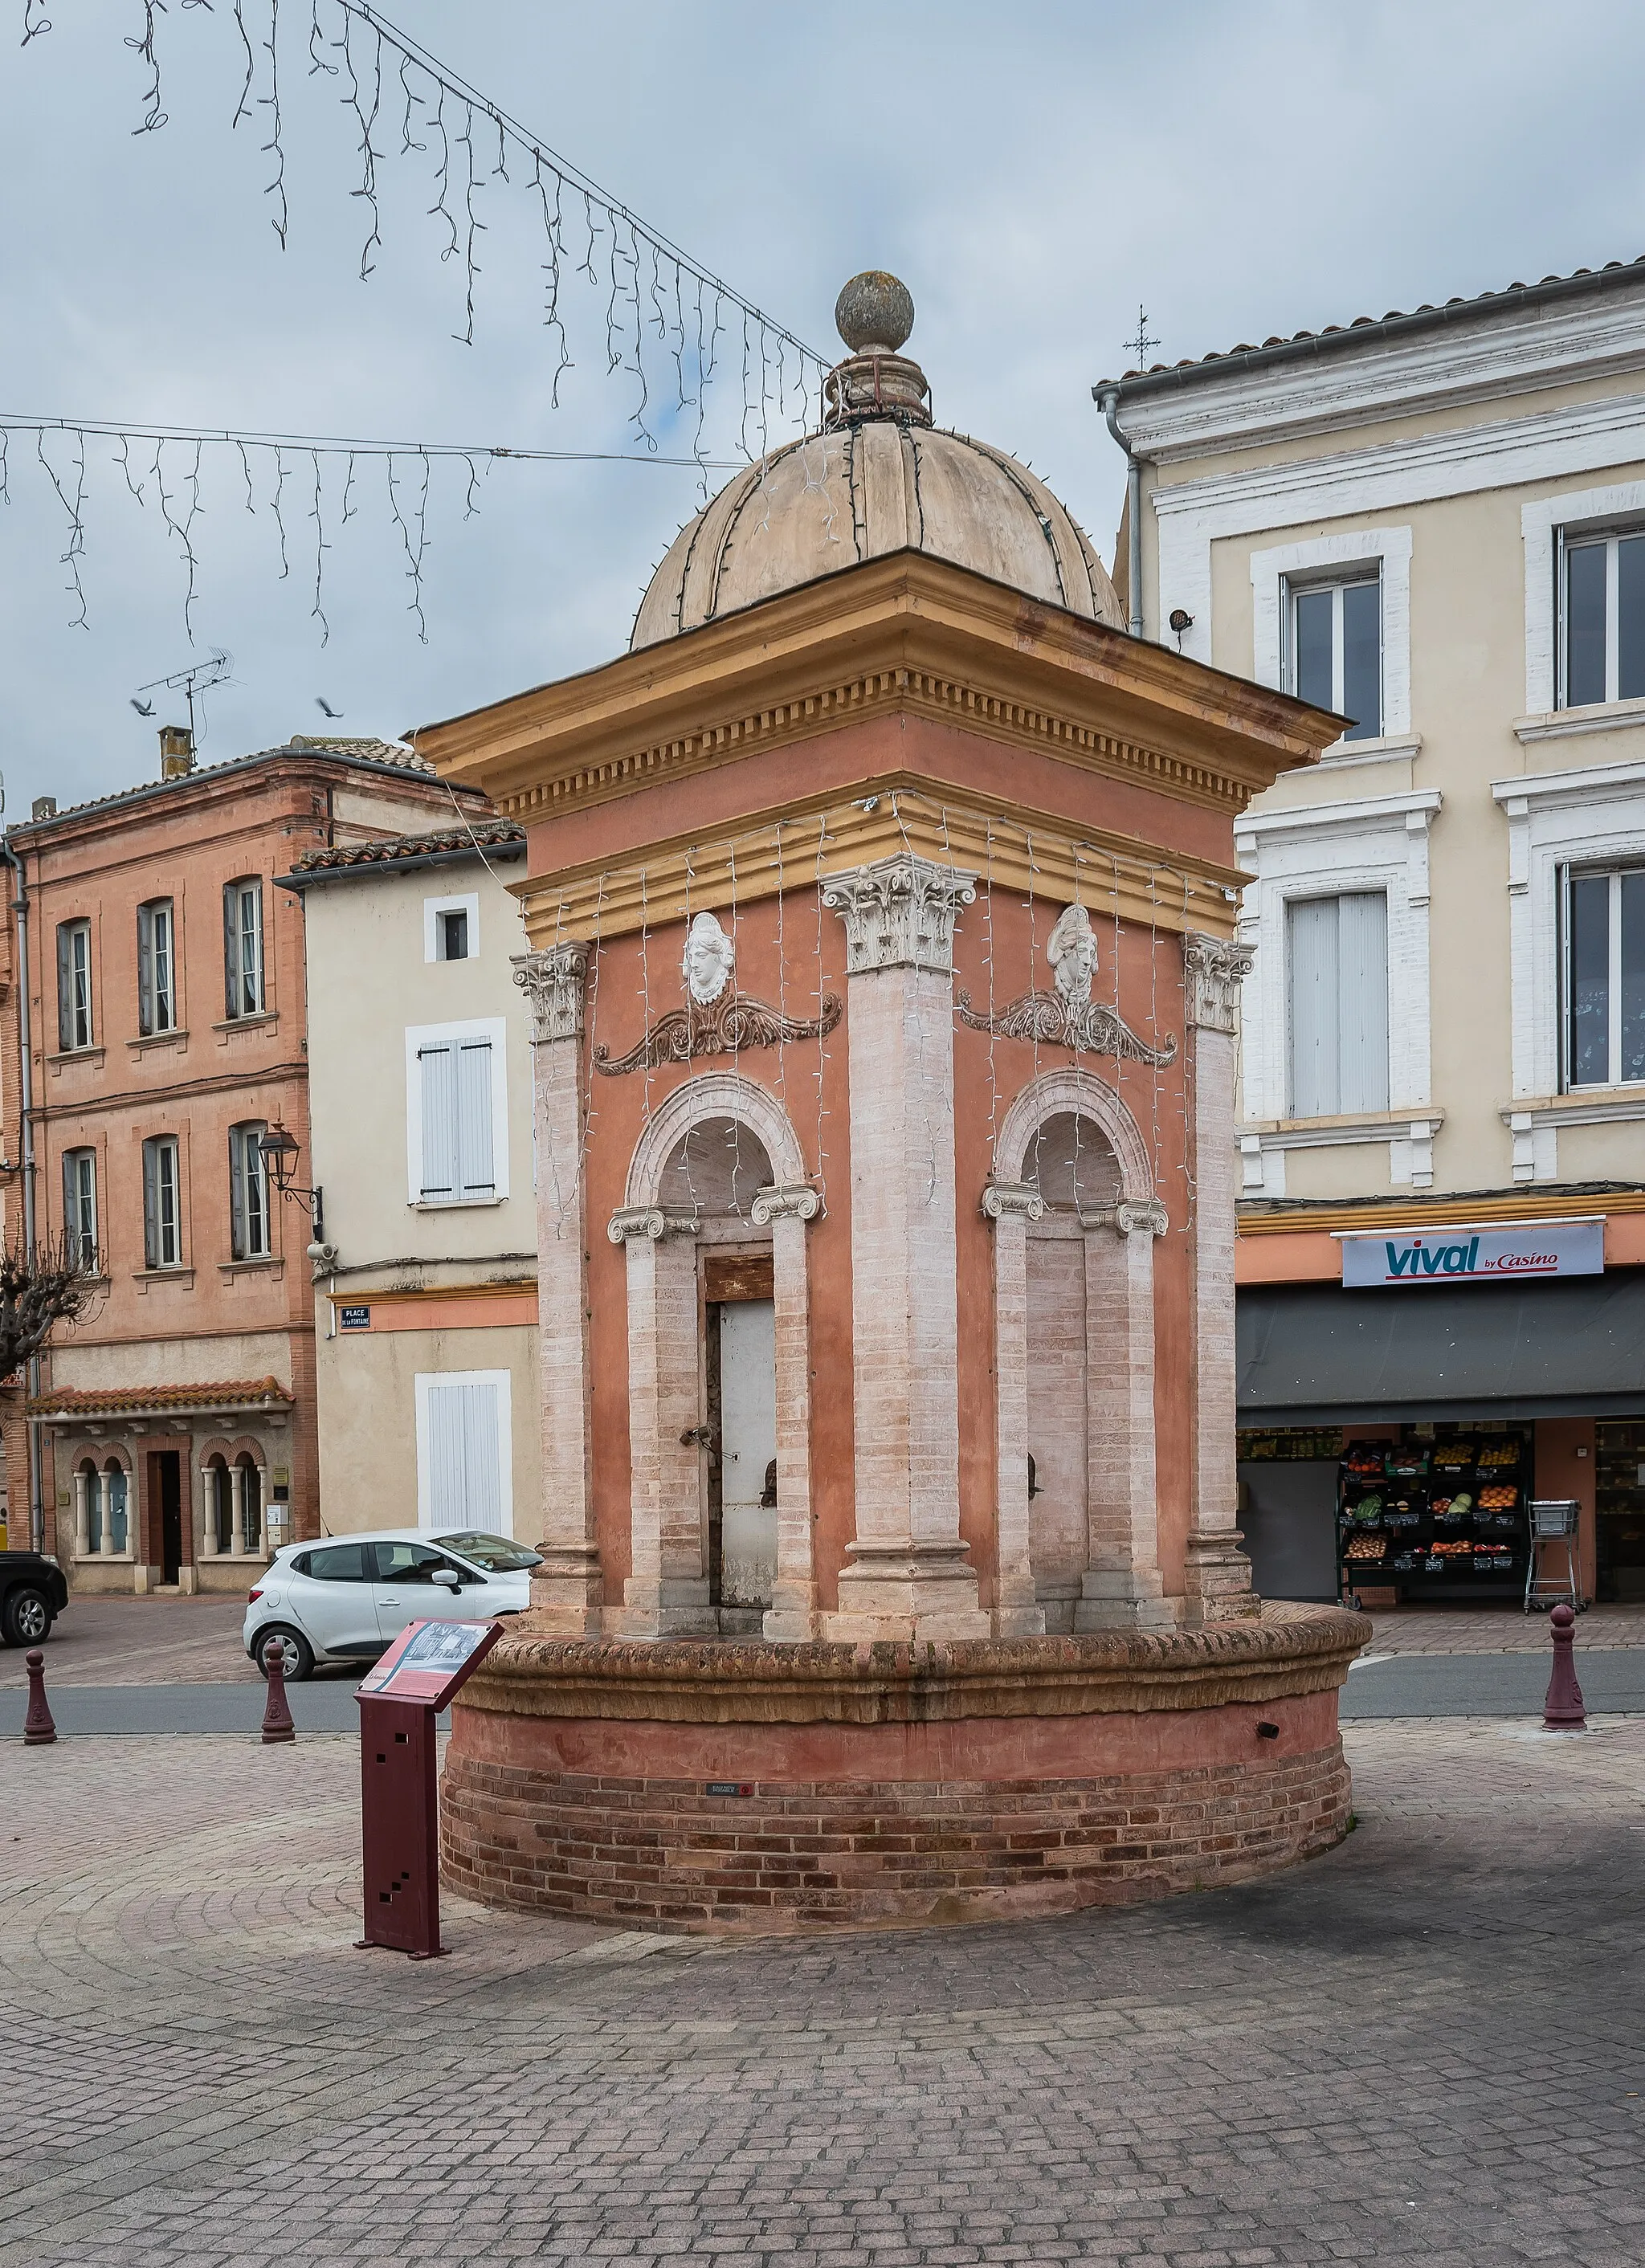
[{"xmin": 1125, "ymin": 304, "xmax": 1159, "ymax": 370}]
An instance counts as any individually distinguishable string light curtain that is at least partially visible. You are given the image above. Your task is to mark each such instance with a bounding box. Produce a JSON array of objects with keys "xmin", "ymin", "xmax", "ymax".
[{"xmin": 20, "ymin": 1, "xmax": 828, "ymax": 461}]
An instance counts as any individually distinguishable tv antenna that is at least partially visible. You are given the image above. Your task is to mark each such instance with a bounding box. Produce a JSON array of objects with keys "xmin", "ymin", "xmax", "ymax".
[{"xmin": 135, "ymin": 648, "xmax": 235, "ymax": 744}]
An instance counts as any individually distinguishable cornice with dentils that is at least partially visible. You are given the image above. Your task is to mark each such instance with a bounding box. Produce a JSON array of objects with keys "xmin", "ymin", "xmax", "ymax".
[{"xmin": 411, "ymin": 550, "xmax": 1341, "ymax": 823}]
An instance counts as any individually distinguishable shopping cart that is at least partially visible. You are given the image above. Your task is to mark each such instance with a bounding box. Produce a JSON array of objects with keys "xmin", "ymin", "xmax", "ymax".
[{"xmin": 1525, "ymin": 1499, "xmax": 1583, "ymax": 1613}]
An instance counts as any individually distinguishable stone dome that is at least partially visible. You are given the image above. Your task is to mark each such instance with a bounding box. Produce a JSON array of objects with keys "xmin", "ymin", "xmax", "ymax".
[{"xmin": 631, "ymin": 273, "xmax": 1124, "ymax": 651}]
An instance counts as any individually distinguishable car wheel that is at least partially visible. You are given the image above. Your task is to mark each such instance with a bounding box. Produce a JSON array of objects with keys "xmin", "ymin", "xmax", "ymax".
[
  {"xmin": 2, "ymin": 1588, "xmax": 52, "ymax": 1647},
  {"xmin": 255, "ymin": 1625, "xmax": 314, "ymax": 1682}
]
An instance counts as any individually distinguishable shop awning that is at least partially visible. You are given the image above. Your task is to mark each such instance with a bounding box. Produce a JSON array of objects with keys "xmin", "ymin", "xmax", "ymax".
[{"xmin": 1238, "ymin": 1272, "xmax": 1645, "ymax": 1424}]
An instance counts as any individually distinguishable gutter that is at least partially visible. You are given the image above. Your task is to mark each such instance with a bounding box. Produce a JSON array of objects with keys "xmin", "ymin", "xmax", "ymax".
[
  {"xmin": 1092, "ymin": 257, "xmax": 1645, "ymax": 411},
  {"xmin": 1093, "ymin": 385, "xmax": 1145, "ymax": 639},
  {"xmin": 1, "ymin": 833, "xmax": 44, "ymax": 1552},
  {"xmin": 275, "ymin": 841, "xmax": 525, "ymax": 893}
]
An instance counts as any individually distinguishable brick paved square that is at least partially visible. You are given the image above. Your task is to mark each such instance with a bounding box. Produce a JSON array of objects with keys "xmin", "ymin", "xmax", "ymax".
[{"xmin": 2, "ymin": 1719, "xmax": 1643, "ymax": 2265}]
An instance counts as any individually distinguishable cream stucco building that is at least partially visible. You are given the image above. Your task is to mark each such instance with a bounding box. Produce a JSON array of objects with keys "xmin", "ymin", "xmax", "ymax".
[
  {"xmin": 280, "ymin": 819, "xmax": 541, "ymax": 1538},
  {"xmin": 1100, "ymin": 256, "xmax": 1645, "ymax": 1606}
]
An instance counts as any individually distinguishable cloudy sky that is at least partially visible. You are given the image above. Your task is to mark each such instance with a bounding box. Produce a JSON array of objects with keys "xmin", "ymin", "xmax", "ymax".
[{"xmin": 3, "ymin": 0, "xmax": 1643, "ymax": 813}]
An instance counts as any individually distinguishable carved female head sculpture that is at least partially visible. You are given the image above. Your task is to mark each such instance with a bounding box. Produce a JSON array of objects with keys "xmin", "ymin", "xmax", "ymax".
[
  {"xmin": 1046, "ymin": 903, "xmax": 1098, "ymax": 1006},
  {"xmin": 683, "ymin": 909, "xmax": 736, "ymax": 1006}
]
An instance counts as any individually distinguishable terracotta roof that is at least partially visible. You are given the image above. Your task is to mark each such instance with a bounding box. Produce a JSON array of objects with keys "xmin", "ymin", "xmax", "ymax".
[
  {"xmin": 1097, "ymin": 255, "xmax": 1645, "ymax": 396},
  {"xmin": 9, "ymin": 737, "xmax": 450, "ymax": 834},
  {"xmin": 290, "ymin": 818, "xmax": 525, "ymax": 875},
  {"xmin": 29, "ymin": 1377, "xmax": 294, "ymax": 1418}
]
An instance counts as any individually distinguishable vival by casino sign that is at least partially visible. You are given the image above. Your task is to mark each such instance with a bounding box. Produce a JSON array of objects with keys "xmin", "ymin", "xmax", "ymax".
[{"xmin": 1338, "ymin": 1216, "xmax": 1604, "ymax": 1288}]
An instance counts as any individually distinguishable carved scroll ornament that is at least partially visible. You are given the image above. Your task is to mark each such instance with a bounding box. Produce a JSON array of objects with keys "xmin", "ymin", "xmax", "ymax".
[
  {"xmin": 594, "ymin": 989, "xmax": 842, "ymax": 1078},
  {"xmin": 956, "ymin": 988, "xmax": 1177, "ymax": 1068}
]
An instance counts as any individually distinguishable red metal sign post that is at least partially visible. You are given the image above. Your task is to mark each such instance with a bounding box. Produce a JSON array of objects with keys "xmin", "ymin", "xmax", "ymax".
[{"xmin": 354, "ymin": 1618, "xmax": 503, "ymax": 1960}]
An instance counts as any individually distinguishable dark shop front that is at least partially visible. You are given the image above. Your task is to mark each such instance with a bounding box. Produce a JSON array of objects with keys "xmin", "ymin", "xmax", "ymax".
[{"xmin": 1235, "ymin": 1214, "xmax": 1645, "ymax": 1607}]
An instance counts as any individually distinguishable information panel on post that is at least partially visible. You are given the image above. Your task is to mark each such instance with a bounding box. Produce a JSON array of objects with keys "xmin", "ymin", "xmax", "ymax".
[{"xmin": 357, "ymin": 1617, "xmax": 504, "ymax": 1710}]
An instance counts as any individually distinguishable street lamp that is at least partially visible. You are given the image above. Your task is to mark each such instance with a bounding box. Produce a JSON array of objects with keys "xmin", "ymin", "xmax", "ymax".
[{"xmin": 258, "ymin": 1125, "xmax": 325, "ymax": 1238}]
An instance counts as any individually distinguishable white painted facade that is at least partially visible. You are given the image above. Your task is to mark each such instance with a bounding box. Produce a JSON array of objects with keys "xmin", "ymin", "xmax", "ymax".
[{"xmin": 1111, "ymin": 265, "xmax": 1645, "ymax": 1197}]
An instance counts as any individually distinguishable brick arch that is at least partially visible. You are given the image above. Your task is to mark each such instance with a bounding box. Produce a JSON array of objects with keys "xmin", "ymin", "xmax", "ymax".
[
  {"xmin": 993, "ymin": 1067, "xmax": 1154, "ymax": 1202},
  {"xmin": 613, "ymin": 1068, "xmax": 817, "ymax": 1642},
  {"xmin": 197, "ymin": 1438, "xmax": 235, "ymax": 1468},
  {"xmin": 625, "ymin": 1070, "xmax": 806, "ymax": 1209}
]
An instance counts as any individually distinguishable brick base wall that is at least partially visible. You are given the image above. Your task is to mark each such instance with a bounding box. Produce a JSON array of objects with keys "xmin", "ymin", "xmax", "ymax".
[{"xmin": 440, "ymin": 1736, "xmax": 1352, "ymax": 1933}]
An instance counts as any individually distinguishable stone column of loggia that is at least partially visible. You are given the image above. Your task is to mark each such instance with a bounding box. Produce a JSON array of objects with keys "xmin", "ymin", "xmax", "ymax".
[
  {"xmin": 1075, "ymin": 1199, "xmax": 1175, "ymax": 1631},
  {"xmin": 750, "ymin": 1183, "xmax": 822, "ymax": 1642},
  {"xmin": 982, "ymin": 1183, "xmax": 1047, "ymax": 1638},
  {"xmin": 608, "ymin": 1205, "xmax": 712, "ymax": 1637},
  {"xmin": 1181, "ymin": 933, "xmax": 1260, "ymax": 1624},
  {"xmin": 512, "ymin": 944, "xmax": 603, "ymax": 1631},
  {"xmin": 820, "ymin": 854, "xmax": 990, "ymax": 1641}
]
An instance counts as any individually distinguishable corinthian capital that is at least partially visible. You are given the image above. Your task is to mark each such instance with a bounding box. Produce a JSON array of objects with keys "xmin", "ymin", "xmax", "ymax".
[
  {"xmin": 822, "ymin": 854, "xmax": 977, "ymax": 976},
  {"xmin": 513, "ymin": 943, "xmax": 592, "ymax": 1044},
  {"xmin": 1182, "ymin": 932, "xmax": 1255, "ymax": 1036}
]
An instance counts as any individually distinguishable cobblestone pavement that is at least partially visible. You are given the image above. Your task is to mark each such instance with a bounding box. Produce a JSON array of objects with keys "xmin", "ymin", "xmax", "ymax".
[
  {"xmin": 1366, "ymin": 1601, "xmax": 1645, "ymax": 1653},
  {"xmin": 4, "ymin": 1719, "xmax": 1643, "ymax": 2266},
  {"xmin": 0, "ymin": 1597, "xmax": 275, "ymax": 1687}
]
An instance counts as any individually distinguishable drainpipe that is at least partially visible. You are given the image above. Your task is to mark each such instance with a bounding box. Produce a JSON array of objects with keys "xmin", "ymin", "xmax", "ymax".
[
  {"xmin": 1095, "ymin": 385, "xmax": 1145, "ymax": 640},
  {"xmin": 1, "ymin": 835, "xmax": 43, "ymax": 1552}
]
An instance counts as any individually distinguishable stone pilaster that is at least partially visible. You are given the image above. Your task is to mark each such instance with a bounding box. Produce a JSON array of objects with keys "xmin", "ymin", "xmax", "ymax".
[
  {"xmin": 513, "ymin": 945, "xmax": 602, "ymax": 1630},
  {"xmin": 1181, "ymin": 933, "xmax": 1259, "ymax": 1625},
  {"xmin": 982, "ymin": 1183, "xmax": 1046, "ymax": 1638},
  {"xmin": 1076, "ymin": 1199, "xmax": 1174, "ymax": 1632},
  {"xmin": 609, "ymin": 1206, "xmax": 712, "ymax": 1638},
  {"xmin": 820, "ymin": 855, "xmax": 989, "ymax": 1640},
  {"xmin": 751, "ymin": 1182, "xmax": 822, "ymax": 1642}
]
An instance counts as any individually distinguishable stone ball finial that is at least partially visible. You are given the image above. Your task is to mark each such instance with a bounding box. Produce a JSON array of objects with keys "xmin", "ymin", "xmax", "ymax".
[{"xmin": 835, "ymin": 271, "xmax": 914, "ymax": 356}]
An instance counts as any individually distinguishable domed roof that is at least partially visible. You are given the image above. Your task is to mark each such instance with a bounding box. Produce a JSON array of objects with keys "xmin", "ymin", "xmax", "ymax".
[{"xmin": 631, "ymin": 274, "xmax": 1124, "ymax": 651}]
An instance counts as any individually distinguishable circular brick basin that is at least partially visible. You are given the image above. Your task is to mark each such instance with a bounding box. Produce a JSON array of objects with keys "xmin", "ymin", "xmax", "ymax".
[{"xmin": 440, "ymin": 1603, "xmax": 1369, "ymax": 1933}]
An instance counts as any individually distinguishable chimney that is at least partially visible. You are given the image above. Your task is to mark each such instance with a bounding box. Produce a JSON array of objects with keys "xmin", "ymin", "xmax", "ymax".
[
  {"xmin": 158, "ymin": 724, "xmax": 196, "ymax": 779},
  {"xmin": 31, "ymin": 796, "xmax": 57, "ymax": 822}
]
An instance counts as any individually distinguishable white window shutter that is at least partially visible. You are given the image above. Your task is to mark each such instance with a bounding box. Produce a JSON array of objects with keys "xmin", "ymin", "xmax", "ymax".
[
  {"xmin": 1337, "ymin": 892, "xmax": 1390, "ymax": 1113},
  {"xmin": 1288, "ymin": 898, "xmax": 1339, "ymax": 1117},
  {"xmin": 419, "ymin": 1045, "xmax": 458, "ymax": 1198},
  {"xmin": 426, "ymin": 1380, "xmax": 501, "ymax": 1527},
  {"xmin": 455, "ymin": 1039, "xmax": 495, "ymax": 1197}
]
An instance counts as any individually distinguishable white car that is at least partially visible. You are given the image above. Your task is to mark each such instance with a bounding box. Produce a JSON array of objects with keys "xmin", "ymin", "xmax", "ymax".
[{"xmin": 244, "ymin": 1528, "xmax": 540, "ymax": 1681}]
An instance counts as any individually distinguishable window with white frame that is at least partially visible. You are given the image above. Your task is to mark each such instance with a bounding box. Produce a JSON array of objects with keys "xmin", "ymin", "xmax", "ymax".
[
  {"xmin": 222, "ymin": 878, "xmax": 265, "ymax": 1018},
  {"xmin": 1563, "ymin": 865, "xmax": 1645, "ymax": 1088},
  {"xmin": 1560, "ymin": 528, "xmax": 1645, "ymax": 709},
  {"xmin": 229, "ymin": 1120, "xmax": 272, "ymax": 1258},
  {"xmin": 137, "ymin": 898, "xmax": 177, "ymax": 1034},
  {"xmin": 1288, "ymin": 892, "xmax": 1390, "ymax": 1117},
  {"xmin": 141, "ymin": 1134, "xmax": 182, "ymax": 1268},
  {"xmin": 1285, "ymin": 574, "xmax": 1383, "ymax": 741},
  {"xmin": 424, "ymin": 891, "xmax": 480, "ymax": 964},
  {"xmin": 56, "ymin": 919, "xmax": 93, "ymax": 1050},
  {"xmin": 62, "ymin": 1147, "xmax": 97, "ymax": 1268},
  {"xmin": 407, "ymin": 1020, "xmax": 507, "ymax": 1203},
  {"xmin": 415, "ymin": 1370, "xmax": 512, "ymax": 1534}
]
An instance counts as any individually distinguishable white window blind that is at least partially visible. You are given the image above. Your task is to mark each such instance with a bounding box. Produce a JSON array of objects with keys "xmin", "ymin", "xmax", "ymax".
[
  {"xmin": 1288, "ymin": 893, "xmax": 1390, "ymax": 1117},
  {"xmin": 418, "ymin": 1038, "xmax": 495, "ymax": 1200},
  {"xmin": 423, "ymin": 1378, "xmax": 503, "ymax": 1529}
]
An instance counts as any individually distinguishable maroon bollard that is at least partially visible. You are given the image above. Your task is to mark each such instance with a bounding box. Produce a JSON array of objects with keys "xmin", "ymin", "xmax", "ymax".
[
  {"xmin": 1543, "ymin": 1601, "xmax": 1587, "ymax": 1731},
  {"xmin": 22, "ymin": 1649, "xmax": 56, "ymax": 1746},
  {"xmin": 260, "ymin": 1637, "xmax": 296, "ymax": 1744}
]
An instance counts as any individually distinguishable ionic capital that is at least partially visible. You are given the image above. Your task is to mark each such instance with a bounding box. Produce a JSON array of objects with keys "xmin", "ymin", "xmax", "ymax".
[
  {"xmin": 982, "ymin": 1181, "xmax": 1046, "ymax": 1225},
  {"xmin": 1116, "ymin": 1197, "xmax": 1169, "ymax": 1238},
  {"xmin": 606, "ymin": 1205, "xmax": 700, "ymax": 1246},
  {"xmin": 751, "ymin": 1183, "xmax": 823, "ymax": 1226},
  {"xmin": 822, "ymin": 854, "xmax": 977, "ymax": 976},
  {"xmin": 513, "ymin": 942, "xmax": 593, "ymax": 1044},
  {"xmin": 1182, "ymin": 932, "xmax": 1254, "ymax": 1036}
]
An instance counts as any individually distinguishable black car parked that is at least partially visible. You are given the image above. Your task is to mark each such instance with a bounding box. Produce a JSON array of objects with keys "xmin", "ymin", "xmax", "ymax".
[{"xmin": 0, "ymin": 1551, "xmax": 68, "ymax": 1647}]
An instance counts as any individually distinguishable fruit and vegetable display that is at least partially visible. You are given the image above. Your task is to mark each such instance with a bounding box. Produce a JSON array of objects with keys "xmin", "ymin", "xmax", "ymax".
[{"xmin": 1338, "ymin": 1431, "xmax": 1529, "ymax": 1596}]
